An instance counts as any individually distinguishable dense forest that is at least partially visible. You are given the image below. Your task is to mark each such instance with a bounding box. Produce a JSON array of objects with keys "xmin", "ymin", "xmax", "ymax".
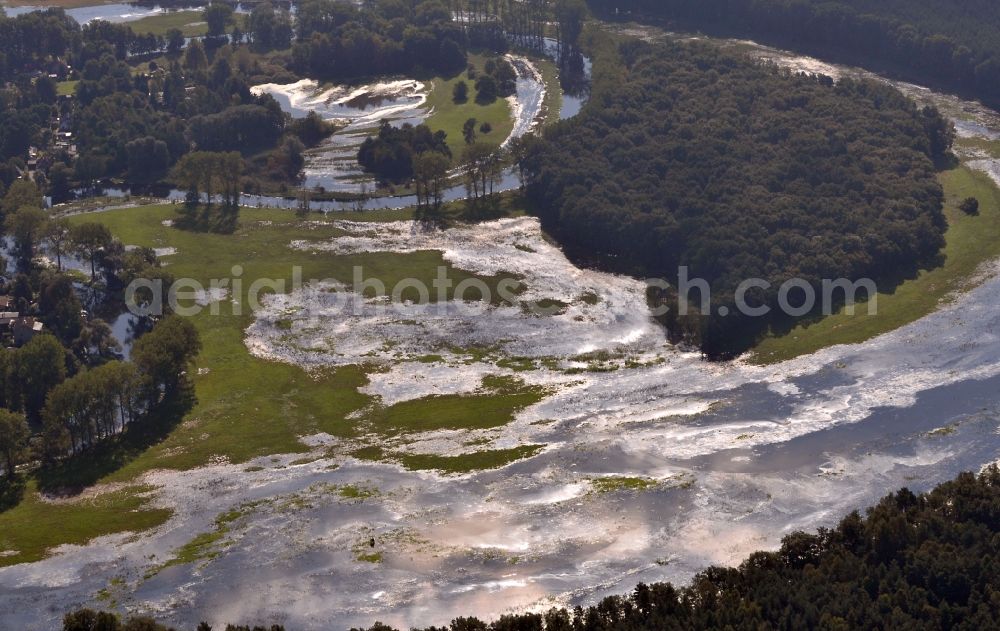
[
  {"xmin": 63, "ymin": 465, "xmax": 1000, "ymax": 630},
  {"xmin": 291, "ymin": 0, "xmax": 469, "ymax": 81},
  {"xmin": 521, "ymin": 39, "xmax": 952, "ymax": 357},
  {"xmin": 587, "ymin": 0, "xmax": 1000, "ymax": 107}
]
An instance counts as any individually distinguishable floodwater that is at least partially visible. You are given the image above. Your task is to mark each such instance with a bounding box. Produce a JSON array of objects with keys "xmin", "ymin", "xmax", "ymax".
[
  {"xmin": 3, "ymin": 26, "xmax": 1000, "ymax": 631},
  {"xmin": 0, "ymin": 235, "xmax": 170, "ymax": 359},
  {"xmin": 251, "ymin": 53, "xmax": 548, "ymax": 195},
  {"xmin": 1, "ymin": 3, "xmax": 209, "ymax": 24},
  {"xmin": 251, "ymin": 79, "xmax": 431, "ymax": 193}
]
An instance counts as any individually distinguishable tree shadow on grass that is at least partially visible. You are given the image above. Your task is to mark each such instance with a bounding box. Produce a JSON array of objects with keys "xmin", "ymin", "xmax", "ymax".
[
  {"xmin": 761, "ymin": 248, "xmax": 947, "ymax": 342},
  {"xmin": 935, "ymin": 151, "xmax": 960, "ymax": 172},
  {"xmin": 174, "ymin": 204, "xmax": 240, "ymax": 234},
  {"xmin": 35, "ymin": 384, "xmax": 196, "ymax": 497}
]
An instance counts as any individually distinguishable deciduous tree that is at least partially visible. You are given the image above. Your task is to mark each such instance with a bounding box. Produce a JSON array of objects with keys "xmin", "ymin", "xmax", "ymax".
[{"xmin": 0, "ymin": 408, "xmax": 29, "ymax": 479}]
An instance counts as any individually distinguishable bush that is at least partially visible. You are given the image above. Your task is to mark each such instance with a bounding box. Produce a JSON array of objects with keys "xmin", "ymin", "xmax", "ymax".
[
  {"xmin": 960, "ymin": 197, "xmax": 980, "ymax": 215},
  {"xmin": 474, "ymin": 75, "xmax": 498, "ymax": 104},
  {"xmin": 452, "ymin": 80, "xmax": 468, "ymax": 104}
]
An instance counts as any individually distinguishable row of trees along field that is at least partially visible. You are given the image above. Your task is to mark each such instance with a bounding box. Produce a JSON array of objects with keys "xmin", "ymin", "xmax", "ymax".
[
  {"xmin": 443, "ymin": 0, "xmax": 587, "ymax": 60},
  {"xmin": 290, "ymin": 0, "xmax": 469, "ymax": 81},
  {"xmin": 62, "ymin": 466, "xmax": 1000, "ymax": 630},
  {"xmin": 290, "ymin": 0, "xmax": 587, "ymax": 81},
  {"xmin": 587, "ymin": 0, "xmax": 1000, "ymax": 108},
  {"xmin": 521, "ymin": 39, "xmax": 953, "ymax": 358},
  {"xmin": 0, "ymin": 315, "xmax": 200, "ymax": 484}
]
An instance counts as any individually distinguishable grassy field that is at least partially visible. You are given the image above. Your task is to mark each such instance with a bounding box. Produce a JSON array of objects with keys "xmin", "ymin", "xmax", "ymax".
[
  {"xmin": 0, "ymin": 482, "xmax": 171, "ymax": 567},
  {"xmin": 955, "ymin": 136, "xmax": 1000, "ymax": 159},
  {"xmin": 371, "ymin": 376, "xmax": 547, "ymax": 435},
  {"xmin": 127, "ymin": 10, "xmax": 248, "ymax": 38},
  {"xmin": 424, "ymin": 54, "xmax": 516, "ymax": 161},
  {"xmin": 398, "ymin": 445, "xmax": 545, "ymax": 474},
  {"xmin": 0, "ymin": 201, "xmax": 540, "ymax": 565},
  {"xmin": 748, "ymin": 166, "xmax": 1000, "ymax": 364},
  {"xmin": 80, "ymin": 205, "xmax": 532, "ymax": 479},
  {"xmin": 56, "ymin": 80, "xmax": 78, "ymax": 97},
  {"xmin": 536, "ymin": 56, "xmax": 564, "ymax": 126},
  {"xmin": 128, "ymin": 10, "xmax": 207, "ymax": 38}
]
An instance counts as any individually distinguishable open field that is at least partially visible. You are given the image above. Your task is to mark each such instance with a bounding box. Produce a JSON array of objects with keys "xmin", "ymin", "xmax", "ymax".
[
  {"xmin": 128, "ymin": 10, "xmax": 248, "ymax": 37},
  {"xmin": 128, "ymin": 10, "xmax": 206, "ymax": 37},
  {"xmin": 424, "ymin": 54, "xmax": 515, "ymax": 160},
  {"xmin": 56, "ymin": 80, "xmax": 78, "ymax": 96},
  {"xmin": 397, "ymin": 444, "xmax": 545, "ymax": 474},
  {"xmin": 749, "ymin": 166, "xmax": 1000, "ymax": 363},
  {"xmin": 0, "ymin": 482, "xmax": 170, "ymax": 567},
  {"xmin": 83, "ymin": 205, "xmax": 533, "ymax": 478}
]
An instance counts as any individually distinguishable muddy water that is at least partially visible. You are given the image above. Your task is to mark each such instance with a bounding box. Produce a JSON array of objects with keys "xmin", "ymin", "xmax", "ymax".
[{"xmin": 4, "ymin": 29, "xmax": 1000, "ymax": 631}]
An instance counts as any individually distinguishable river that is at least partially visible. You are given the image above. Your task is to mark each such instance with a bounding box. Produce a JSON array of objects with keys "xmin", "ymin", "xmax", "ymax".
[{"xmin": 2, "ymin": 23, "xmax": 1000, "ymax": 631}]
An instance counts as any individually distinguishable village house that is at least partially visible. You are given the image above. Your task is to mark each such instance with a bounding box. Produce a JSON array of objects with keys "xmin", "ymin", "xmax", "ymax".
[{"xmin": 0, "ymin": 299, "xmax": 45, "ymax": 347}]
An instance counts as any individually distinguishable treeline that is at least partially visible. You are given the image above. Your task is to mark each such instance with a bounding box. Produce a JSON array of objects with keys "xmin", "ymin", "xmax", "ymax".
[
  {"xmin": 64, "ymin": 466, "xmax": 1000, "ymax": 629},
  {"xmin": 521, "ymin": 39, "xmax": 952, "ymax": 358},
  {"xmin": 291, "ymin": 0, "xmax": 468, "ymax": 81},
  {"xmin": 172, "ymin": 151, "xmax": 245, "ymax": 208},
  {"xmin": 289, "ymin": 0, "xmax": 588, "ymax": 82},
  {"xmin": 62, "ymin": 610, "xmax": 285, "ymax": 631},
  {"xmin": 40, "ymin": 316, "xmax": 199, "ymax": 461},
  {"xmin": 71, "ymin": 39, "xmax": 298, "ymax": 193},
  {"xmin": 587, "ymin": 0, "xmax": 1000, "ymax": 107},
  {"xmin": 449, "ymin": 0, "xmax": 587, "ymax": 64},
  {"xmin": 0, "ymin": 315, "xmax": 199, "ymax": 477}
]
